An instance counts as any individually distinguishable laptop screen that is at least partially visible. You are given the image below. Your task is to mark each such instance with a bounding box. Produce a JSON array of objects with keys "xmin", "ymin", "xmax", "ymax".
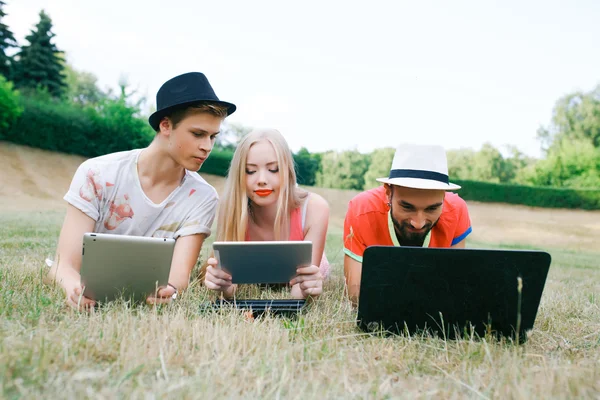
[{"xmin": 357, "ymin": 246, "xmax": 551, "ymax": 341}]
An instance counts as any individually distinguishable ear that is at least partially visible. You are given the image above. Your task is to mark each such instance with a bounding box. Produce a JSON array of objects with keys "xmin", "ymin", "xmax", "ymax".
[
  {"xmin": 158, "ymin": 117, "xmax": 172, "ymax": 136},
  {"xmin": 384, "ymin": 184, "xmax": 393, "ymax": 203}
]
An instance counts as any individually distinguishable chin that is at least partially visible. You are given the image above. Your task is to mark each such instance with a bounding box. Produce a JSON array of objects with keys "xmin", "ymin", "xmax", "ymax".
[
  {"xmin": 251, "ymin": 196, "xmax": 277, "ymax": 207},
  {"xmin": 183, "ymin": 164, "xmax": 199, "ymax": 172},
  {"xmin": 188, "ymin": 160, "xmax": 204, "ymax": 171},
  {"xmin": 400, "ymin": 228, "xmax": 428, "ymax": 243}
]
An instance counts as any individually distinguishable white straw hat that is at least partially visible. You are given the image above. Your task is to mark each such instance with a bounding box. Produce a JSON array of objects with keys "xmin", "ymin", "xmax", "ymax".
[{"xmin": 376, "ymin": 143, "xmax": 460, "ymax": 190}]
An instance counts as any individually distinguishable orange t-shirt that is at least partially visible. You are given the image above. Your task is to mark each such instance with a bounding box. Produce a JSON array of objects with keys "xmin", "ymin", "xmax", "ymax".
[{"xmin": 343, "ymin": 186, "xmax": 472, "ymax": 262}]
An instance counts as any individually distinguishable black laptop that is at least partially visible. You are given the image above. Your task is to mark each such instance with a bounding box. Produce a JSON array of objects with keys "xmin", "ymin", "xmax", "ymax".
[{"xmin": 357, "ymin": 246, "xmax": 551, "ymax": 342}]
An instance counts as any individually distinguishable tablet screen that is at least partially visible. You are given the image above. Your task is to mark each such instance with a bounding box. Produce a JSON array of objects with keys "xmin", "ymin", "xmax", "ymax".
[{"xmin": 213, "ymin": 241, "xmax": 312, "ymax": 284}]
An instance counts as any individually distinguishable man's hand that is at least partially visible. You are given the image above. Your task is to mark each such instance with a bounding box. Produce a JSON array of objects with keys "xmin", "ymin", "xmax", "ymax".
[
  {"xmin": 66, "ymin": 282, "xmax": 96, "ymax": 311},
  {"xmin": 146, "ymin": 284, "xmax": 177, "ymax": 306},
  {"xmin": 290, "ymin": 265, "xmax": 323, "ymax": 299}
]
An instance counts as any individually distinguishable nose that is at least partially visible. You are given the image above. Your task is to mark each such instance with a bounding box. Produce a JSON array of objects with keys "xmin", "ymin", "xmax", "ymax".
[
  {"xmin": 410, "ymin": 213, "xmax": 426, "ymax": 230},
  {"xmin": 198, "ymin": 136, "xmax": 212, "ymax": 153},
  {"xmin": 257, "ymin": 169, "xmax": 268, "ymax": 186}
]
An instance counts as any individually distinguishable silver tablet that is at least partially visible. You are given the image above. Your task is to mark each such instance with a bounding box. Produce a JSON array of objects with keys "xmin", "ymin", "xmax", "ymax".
[
  {"xmin": 212, "ymin": 241, "xmax": 312, "ymax": 284},
  {"xmin": 80, "ymin": 233, "xmax": 175, "ymax": 302}
]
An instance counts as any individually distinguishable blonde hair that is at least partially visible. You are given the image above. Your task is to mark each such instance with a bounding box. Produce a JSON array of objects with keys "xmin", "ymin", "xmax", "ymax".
[{"xmin": 216, "ymin": 128, "xmax": 307, "ymax": 242}]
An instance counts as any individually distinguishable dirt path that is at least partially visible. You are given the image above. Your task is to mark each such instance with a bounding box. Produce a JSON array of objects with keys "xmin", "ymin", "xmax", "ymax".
[
  {"xmin": 1, "ymin": 142, "xmax": 599, "ymax": 252},
  {"xmin": 0, "ymin": 142, "xmax": 86, "ymax": 211}
]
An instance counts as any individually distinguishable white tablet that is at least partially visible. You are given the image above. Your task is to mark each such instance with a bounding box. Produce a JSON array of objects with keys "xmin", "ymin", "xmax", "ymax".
[
  {"xmin": 80, "ymin": 233, "xmax": 175, "ymax": 302},
  {"xmin": 212, "ymin": 241, "xmax": 312, "ymax": 284}
]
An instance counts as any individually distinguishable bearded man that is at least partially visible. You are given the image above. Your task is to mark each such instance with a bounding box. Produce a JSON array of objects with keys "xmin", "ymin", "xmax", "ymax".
[{"xmin": 343, "ymin": 143, "xmax": 472, "ymax": 305}]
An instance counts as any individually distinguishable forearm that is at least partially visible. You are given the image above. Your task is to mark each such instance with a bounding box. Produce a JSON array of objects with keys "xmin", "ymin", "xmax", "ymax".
[
  {"xmin": 167, "ymin": 264, "xmax": 194, "ymax": 291},
  {"xmin": 346, "ymin": 283, "xmax": 360, "ymax": 307},
  {"xmin": 46, "ymin": 260, "xmax": 81, "ymax": 291},
  {"xmin": 169, "ymin": 234, "xmax": 206, "ymax": 291},
  {"xmin": 343, "ymin": 256, "xmax": 363, "ymax": 307}
]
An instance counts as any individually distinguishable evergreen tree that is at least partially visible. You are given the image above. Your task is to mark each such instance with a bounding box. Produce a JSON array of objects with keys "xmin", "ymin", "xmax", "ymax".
[
  {"xmin": 13, "ymin": 10, "xmax": 66, "ymax": 97},
  {"xmin": 0, "ymin": 1, "xmax": 17, "ymax": 78}
]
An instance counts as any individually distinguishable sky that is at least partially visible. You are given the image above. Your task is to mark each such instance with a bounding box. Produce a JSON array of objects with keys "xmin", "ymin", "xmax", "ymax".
[{"xmin": 5, "ymin": 0, "xmax": 600, "ymax": 158}]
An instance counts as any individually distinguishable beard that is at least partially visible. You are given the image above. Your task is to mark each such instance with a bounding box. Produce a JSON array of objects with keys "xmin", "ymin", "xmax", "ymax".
[{"xmin": 390, "ymin": 208, "xmax": 439, "ymax": 247}]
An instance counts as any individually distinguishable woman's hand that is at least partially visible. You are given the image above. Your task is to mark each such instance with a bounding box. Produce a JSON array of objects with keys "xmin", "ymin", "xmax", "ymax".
[
  {"xmin": 290, "ymin": 264, "xmax": 323, "ymax": 299},
  {"xmin": 204, "ymin": 257, "xmax": 236, "ymax": 298},
  {"xmin": 146, "ymin": 284, "xmax": 177, "ymax": 306}
]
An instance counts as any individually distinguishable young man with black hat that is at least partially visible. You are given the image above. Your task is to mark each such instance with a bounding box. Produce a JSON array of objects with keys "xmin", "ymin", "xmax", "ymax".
[
  {"xmin": 47, "ymin": 72, "xmax": 236, "ymax": 309},
  {"xmin": 343, "ymin": 143, "xmax": 473, "ymax": 306}
]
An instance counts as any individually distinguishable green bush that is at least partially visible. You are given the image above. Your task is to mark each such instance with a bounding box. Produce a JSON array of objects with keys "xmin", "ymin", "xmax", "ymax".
[
  {"xmin": 201, "ymin": 149, "xmax": 235, "ymax": 176},
  {"xmin": 87, "ymin": 98, "xmax": 154, "ymax": 156},
  {"xmin": 454, "ymin": 179, "xmax": 600, "ymax": 210},
  {"xmin": 0, "ymin": 76, "xmax": 23, "ymax": 131},
  {"xmin": 1, "ymin": 96, "xmax": 153, "ymax": 158},
  {"xmin": 294, "ymin": 147, "xmax": 321, "ymax": 186}
]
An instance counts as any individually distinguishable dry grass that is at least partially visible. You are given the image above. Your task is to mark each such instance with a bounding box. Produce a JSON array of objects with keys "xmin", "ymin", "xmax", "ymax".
[
  {"xmin": 1, "ymin": 142, "xmax": 600, "ymax": 398},
  {"xmin": 1, "ymin": 211, "xmax": 600, "ymax": 399}
]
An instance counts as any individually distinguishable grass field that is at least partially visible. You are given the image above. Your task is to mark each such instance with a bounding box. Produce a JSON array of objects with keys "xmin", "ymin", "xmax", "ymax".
[
  {"xmin": 1, "ymin": 209, "xmax": 600, "ymax": 399},
  {"xmin": 1, "ymin": 142, "xmax": 600, "ymax": 398}
]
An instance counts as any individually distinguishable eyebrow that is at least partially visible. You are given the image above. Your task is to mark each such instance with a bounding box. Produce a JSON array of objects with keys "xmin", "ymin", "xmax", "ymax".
[
  {"xmin": 399, "ymin": 200, "xmax": 443, "ymax": 209},
  {"xmin": 190, "ymin": 128, "xmax": 220, "ymax": 135},
  {"xmin": 246, "ymin": 161, "xmax": 278, "ymax": 167}
]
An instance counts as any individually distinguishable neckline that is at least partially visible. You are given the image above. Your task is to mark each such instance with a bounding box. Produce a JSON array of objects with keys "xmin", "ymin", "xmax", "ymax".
[{"xmin": 133, "ymin": 149, "xmax": 187, "ymax": 207}]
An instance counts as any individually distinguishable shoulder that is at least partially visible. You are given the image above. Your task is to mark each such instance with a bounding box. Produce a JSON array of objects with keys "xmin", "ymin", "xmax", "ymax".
[
  {"xmin": 347, "ymin": 186, "xmax": 387, "ymax": 216},
  {"xmin": 303, "ymin": 191, "xmax": 329, "ymax": 223},
  {"xmin": 306, "ymin": 191, "xmax": 329, "ymax": 212},
  {"xmin": 303, "ymin": 191, "xmax": 329, "ymax": 231},
  {"xmin": 73, "ymin": 150, "xmax": 140, "ymax": 182},
  {"xmin": 83, "ymin": 149, "xmax": 139, "ymax": 167},
  {"xmin": 439, "ymin": 191, "xmax": 470, "ymax": 229},
  {"xmin": 443, "ymin": 191, "xmax": 469, "ymax": 214},
  {"xmin": 77, "ymin": 149, "xmax": 139, "ymax": 172},
  {"xmin": 184, "ymin": 172, "xmax": 219, "ymax": 202}
]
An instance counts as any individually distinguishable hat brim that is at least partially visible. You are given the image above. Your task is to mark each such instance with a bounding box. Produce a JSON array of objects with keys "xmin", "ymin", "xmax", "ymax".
[
  {"xmin": 376, "ymin": 177, "xmax": 461, "ymax": 190},
  {"xmin": 148, "ymin": 100, "xmax": 237, "ymax": 131}
]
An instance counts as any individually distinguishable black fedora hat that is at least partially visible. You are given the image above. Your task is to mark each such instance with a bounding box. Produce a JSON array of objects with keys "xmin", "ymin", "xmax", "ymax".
[{"xmin": 148, "ymin": 72, "xmax": 236, "ymax": 131}]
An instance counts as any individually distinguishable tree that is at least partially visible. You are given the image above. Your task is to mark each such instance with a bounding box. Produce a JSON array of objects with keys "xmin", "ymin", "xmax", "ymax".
[
  {"xmin": 537, "ymin": 85, "xmax": 600, "ymax": 152},
  {"xmin": 363, "ymin": 147, "xmax": 394, "ymax": 190},
  {"xmin": 12, "ymin": 10, "xmax": 66, "ymax": 97},
  {"xmin": 316, "ymin": 150, "xmax": 370, "ymax": 190},
  {"xmin": 517, "ymin": 139, "xmax": 600, "ymax": 188},
  {"xmin": 63, "ymin": 63, "xmax": 107, "ymax": 106},
  {"xmin": 502, "ymin": 145, "xmax": 534, "ymax": 183},
  {"xmin": 471, "ymin": 143, "xmax": 508, "ymax": 183},
  {"xmin": 216, "ymin": 122, "xmax": 252, "ymax": 151},
  {"xmin": 294, "ymin": 147, "xmax": 321, "ymax": 186},
  {"xmin": 0, "ymin": 1, "xmax": 17, "ymax": 78},
  {"xmin": 0, "ymin": 74, "xmax": 22, "ymax": 130},
  {"xmin": 447, "ymin": 148, "xmax": 476, "ymax": 181},
  {"xmin": 114, "ymin": 74, "xmax": 146, "ymax": 112},
  {"xmin": 447, "ymin": 143, "xmax": 525, "ymax": 183}
]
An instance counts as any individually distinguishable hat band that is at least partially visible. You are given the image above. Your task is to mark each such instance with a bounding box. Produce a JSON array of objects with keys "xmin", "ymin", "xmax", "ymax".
[{"xmin": 389, "ymin": 169, "xmax": 449, "ymax": 184}]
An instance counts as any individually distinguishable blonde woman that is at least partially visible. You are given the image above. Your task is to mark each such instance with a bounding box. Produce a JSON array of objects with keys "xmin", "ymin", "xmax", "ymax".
[{"xmin": 204, "ymin": 129, "xmax": 330, "ymax": 299}]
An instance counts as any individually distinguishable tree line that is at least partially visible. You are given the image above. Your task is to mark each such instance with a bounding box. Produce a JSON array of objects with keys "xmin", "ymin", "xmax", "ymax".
[{"xmin": 0, "ymin": 3, "xmax": 598, "ymax": 191}]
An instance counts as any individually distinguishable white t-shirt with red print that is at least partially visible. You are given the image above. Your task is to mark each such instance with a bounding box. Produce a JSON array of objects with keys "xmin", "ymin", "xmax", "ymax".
[{"xmin": 64, "ymin": 149, "xmax": 218, "ymax": 239}]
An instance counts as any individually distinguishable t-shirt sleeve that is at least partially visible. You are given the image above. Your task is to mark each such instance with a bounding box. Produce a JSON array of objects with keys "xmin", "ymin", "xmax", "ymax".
[
  {"xmin": 174, "ymin": 191, "xmax": 219, "ymax": 238},
  {"xmin": 451, "ymin": 197, "xmax": 472, "ymax": 246},
  {"xmin": 343, "ymin": 199, "xmax": 367, "ymax": 262},
  {"xmin": 63, "ymin": 160, "xmax": 104, "ymax": 221}
]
